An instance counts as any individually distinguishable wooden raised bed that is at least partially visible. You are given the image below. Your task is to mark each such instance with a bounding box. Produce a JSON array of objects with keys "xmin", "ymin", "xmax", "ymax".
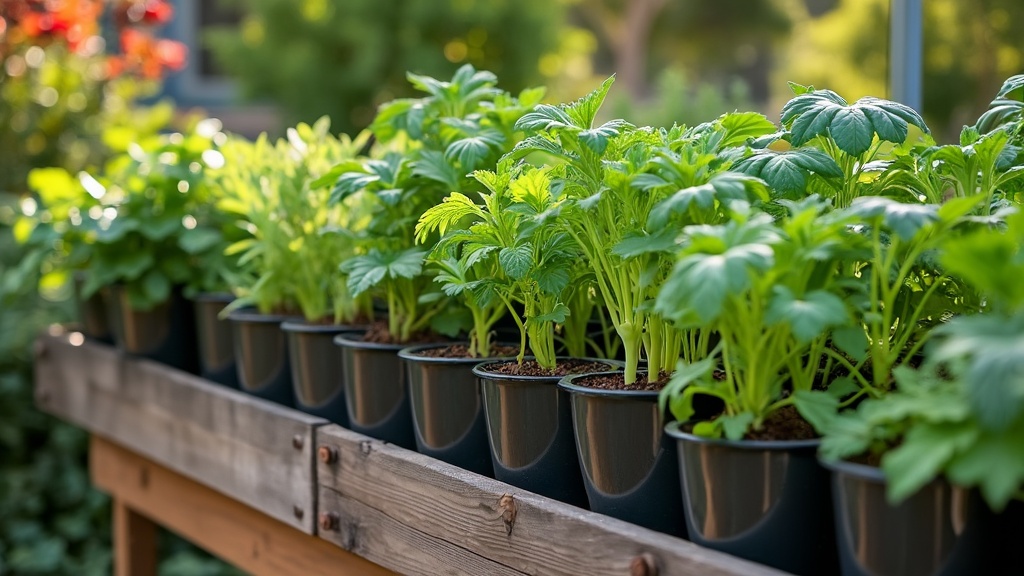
[{"xmin": 33, "ymin": 329, "xmax": 786, "ymax": 576}]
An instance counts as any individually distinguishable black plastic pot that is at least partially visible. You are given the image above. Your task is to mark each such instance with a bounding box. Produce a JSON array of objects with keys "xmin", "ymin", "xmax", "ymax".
[
  {"xmin": 397, "ymin": 344, "xmax": 518, "ymax": 477},
  {"xmin": 228, "ymin": 310, "xmax": 296, "ymax": 407},
  {"xmin": 72, "ymin": 272, "xmax": 112, "ymax": 343},
  {"xmin": 823, "ymin": 458, "xmax": 1023, "ymax": 576},
  {"xmin": 193, "ymin": 293, "xmax": 238, "ymax": 388},
  {"xmin": 106, "ymin": 285, "xmax": 197, "ymax": 372},
  {"xmin": 473, "ymin": 358, "xmax": 620, "ymax": 508},
  {"xmin": 665, "ymin": 423, "xmax": 838, "ymax": 575},
  {"xmin": 558, "ymin": 372, "xmax": 685, "ymax": 536},
  {"xmin": 334, "ymin": 330, "xmax": 423, "ymax": 450},
  {"xmin": 282, "ymin": 321, "xmax": 363, "ymax": 426}
]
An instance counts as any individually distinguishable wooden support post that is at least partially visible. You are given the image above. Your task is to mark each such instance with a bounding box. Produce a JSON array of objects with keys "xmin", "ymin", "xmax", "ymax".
[{"xmin": 113, "ymin": 500, "xmax": 158, "ymax": 576}]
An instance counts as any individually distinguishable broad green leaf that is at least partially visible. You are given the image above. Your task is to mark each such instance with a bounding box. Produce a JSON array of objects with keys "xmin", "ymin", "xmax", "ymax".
[
  {"xmin": 579, "ymin": 119, "xmax": 630, "ymax": 155},
  {"xmin": 847, "ymin": 197, "xmax": 939, "ymax": 241},
  {"xmin": 412, "ymin": 150, "xmax": 460, "ymax": 191},
  {"xmin": 945, "ymin": 423, "xmax": 1024, "ymax": 510},
  {"xmin": 793, "ymin": 390, "xmax": 839, "ymax": 435},
  {"xmin": 178, "ymin": 228, "xmax": 222, "ymax": 254},
  {"xmin": 883, "ymin": 422, "xmax": 978, "ymax": 504},
  {"xmin": 721, "ymin": 412, "xmax": 755, "ymax": 441},
  {"xmin": 564, "ymin": 75, "xmax": 616, "ymax": 129},
  {"xmin": 531, "ymin": 302, "xmax": 570, "ymax": 324},
  {"xmin": 731, "ymin": 148, "xmax": 842, "ymax": 195},
  {"xmin": 766, "ymin": 286, "xmax": 848, "ymax": 343},
  {"xmin": 717, "ymin": 112, "xmax": 778, "ymax": 149},
  {"xmin": 831, "ymin": 326, "xmax": 868, "ymax": 361},
  {"xmin": 648, "ymin": 172, "xmax": 769, "ymax": 228}
]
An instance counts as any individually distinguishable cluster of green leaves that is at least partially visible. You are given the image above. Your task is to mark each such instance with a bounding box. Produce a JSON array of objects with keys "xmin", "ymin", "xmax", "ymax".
[
  {"xmin": 21, "ymin": 120, "xmax": 236, "ymax": 311},
  {"xmin": 325, "ymin": 64, "xmax": 544, "ymax": 345},
  {"xmin": 820, "ymin": 210, "xmax": 1024, "ymax": 511},
  {"xmin": 218, "ymin": 117, "xmax": 372, "ymax": 322}
]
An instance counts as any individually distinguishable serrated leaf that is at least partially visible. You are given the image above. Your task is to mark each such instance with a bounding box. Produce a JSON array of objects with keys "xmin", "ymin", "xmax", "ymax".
[
  {"xmin": 579, "ymin": 119, "xmax": 630, "ymax": 155},
  {"xmin": 883, "ymin": 422, "xmax": 978, "ymax": 504},
  {"xmin": 531, "ymin": 302, "xmax": 570, "ymax": 324},
  {"xmin": 782, "ymin": 91, "xmax": 929, "ymax": 156},
  {"xmin": 648, "ymin": 172, "xmax": 769, "ymax": 228},
  {"xmin": 413, "ymin": 150, "xmax": 460, "ymax": 191},
  {"xmin": 498, "ymin": 244, "xmax": 533, "ymax": 280},
  {"xmin": 717, "ymin": 112, "xmax": 778, "ymax": 149},
  {"xmin": 847, "ymin": 197, "xmax": 940, "ymax": 241}
]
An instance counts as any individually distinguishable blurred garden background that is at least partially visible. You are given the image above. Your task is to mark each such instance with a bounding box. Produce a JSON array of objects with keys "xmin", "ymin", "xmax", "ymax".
[{"xmin": 0, "ymin": 0, "xmax": 1021, "ymax": 573}]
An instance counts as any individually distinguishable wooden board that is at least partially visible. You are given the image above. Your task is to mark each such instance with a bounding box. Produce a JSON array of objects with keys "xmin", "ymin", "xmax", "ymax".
[
  {"xmin": 92, "ymin": 436, "xmax": 392, "ymax": 576},
  {"xmin": 316, "ymin": 425, "xmax": 788, "ymax": 576},
  {"xmin": 34, "ymin": 330, "xmax": 325, "ymax": 533}
]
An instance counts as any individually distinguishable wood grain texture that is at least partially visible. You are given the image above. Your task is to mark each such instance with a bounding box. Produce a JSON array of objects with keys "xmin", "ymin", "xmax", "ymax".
[
  {"xmin": 92, "ymin": 436, "xmax": 393, "ymax": 576},
  {"xmin": 34, "ymin": 331, "xmax": 325, "ymax": 533},
  {"xmin": 113, "ymin": 499, "xmax": 157, "ymax": 576},
  {"xmin": 317, "ymin": 425, "xmax": 788, "ymax": 576},
  {"xmin": 317, "ymin": 487, "xmax": 526, "ymax": 576}
]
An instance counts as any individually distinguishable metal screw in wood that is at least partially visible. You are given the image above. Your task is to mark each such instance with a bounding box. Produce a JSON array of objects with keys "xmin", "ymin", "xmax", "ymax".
[
  {"xmin": 292, "ymin": 434, "xmax": 304, "ymax": 450},
  {"xmin": 293, "ymin": 505, "xmax": 304, "ymax": 520},
  {"xmin": 630, "ymin": 553, "xmax": 659, "ymax": 576},
  {"xmin": 318, "ymin": 445, "xmax": 338, "ymax": 464},
  {"xmin": 319, "ymin": 512, "xmax": 339, "ymax": 531}
]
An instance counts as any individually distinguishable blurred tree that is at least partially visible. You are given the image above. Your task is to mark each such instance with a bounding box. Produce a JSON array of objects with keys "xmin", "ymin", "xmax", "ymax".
[
  {"xmin": 571, "ymin": 0, "xmax": 792, "ymax": 102},
  {"xmin": 206, "ymin": 0, "xmax": 564, "ymax": 134},
  {"xmin": 779, "ymin": 0, "xmax": 1024, "ymax": 142}
]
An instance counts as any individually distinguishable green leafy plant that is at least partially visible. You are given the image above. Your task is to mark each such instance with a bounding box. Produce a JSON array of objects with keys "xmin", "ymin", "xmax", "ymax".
[
  {"xmin": 219, "ymin": 118, "xmax": 370, "ymax": 322},
  {"xmin": 419, "ymin": 165, "xmax": 581, "ymax": 369},
  {"xmin": 819, "ymin": 210, "xmax": 1024, "ymax": 510},
  {"xmin": 655, "ymin": 197, "xmax": 858, "ymax": 439},
  {"xmin": 321, "ymin": 64, "xmax": 543, "ymax": 343},
  {"xmin": 765, "ymin": 84, "xmax": 930, "ymax": 209}
]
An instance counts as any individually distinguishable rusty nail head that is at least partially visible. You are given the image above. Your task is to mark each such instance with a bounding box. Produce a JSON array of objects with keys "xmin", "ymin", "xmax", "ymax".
[
  {"xmin": 293, "ymin": 505, "xmax": 304, "ymax": 520},
  {"xmin": 318, "ymin": 445, "xmax": 338, "ymax": 464},
  {"xmin": 630, "ymin": 553, "xmax": 659, "ymax": 576},
  {"xmin": 319, "ymin": 512, "xmax": 339, "ymax": 531},
  {"xmin": 292, "ymin": 434, "xmax": 304, "ymax": 450}
]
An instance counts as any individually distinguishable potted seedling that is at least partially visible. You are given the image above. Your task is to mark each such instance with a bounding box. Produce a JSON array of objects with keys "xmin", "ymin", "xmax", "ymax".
[
  {"xmin": 818, "ymin": 209, "xmax": 1024, "ymax": 576},
  {"xmin": 512, "ymin": 76, "xmax": 777, "ymax": 533},
  {"xmin": 217, "ymin": 126, "xmax": 332, "ymax": 406},
  {"xmin": 322, "ymin": 66, "xmax": 524, "ymax": 447},
  {"xmin": 426, "ymin": 164, "xmax": 614, "ymax": 506},
  {"xmin": 397, "ymin": 74, "xmax": 542, "ymax": 474},
  {"xmin": 657, "ymin": 198, "xmax": 858, "ymax": 574},
  {"xmin": 71, "ymin": 121, "xmax": 227, "ymax": 371}
]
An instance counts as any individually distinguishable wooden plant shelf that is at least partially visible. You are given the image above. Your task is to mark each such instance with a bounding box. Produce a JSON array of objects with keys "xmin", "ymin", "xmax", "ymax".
[{"xmin": 34, "ymin": 329, "xmax": 786, "ymax": 576}]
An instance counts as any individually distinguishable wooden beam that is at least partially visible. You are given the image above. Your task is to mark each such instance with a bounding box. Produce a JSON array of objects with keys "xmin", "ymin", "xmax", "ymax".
[
  {"xmin": 316, "ymin": 425, "xmax": 786, "ymax": 576},
  {"xmin": 34, "ymin": 331, "xmax": 326, "ymax": 533},
  {"xmin": 113, "ymin": 499, "xmax": 157, "ymax": 576},
  {"xmin": 91, "ymin": 436, "xmax": 393, "ymax": 576}
]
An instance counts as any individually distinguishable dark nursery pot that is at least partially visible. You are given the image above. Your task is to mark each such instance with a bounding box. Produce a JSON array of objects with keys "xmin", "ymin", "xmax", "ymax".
[
  {"xmin": 558, "ymin": 372, "xmax": 686, "ymax": 537},
  {"xmin": 665, "ymin": 423, "xmax": 838, "ymax": 576},
  {"xmin": 73, "ymin": 272, "xmax": 112, "ymax": 343},
  {"xmin": 282, "ymin": 321, "xmax": 362, "ymax": 426},
  {"xmin": 473, "ymin": 358, "xmax": 620, "ymax": 508},
  {"xmin": 397, "ymin": 343, "xmax": 518, "ymax": 477},
  {"xmin": 228, "ymin": 310, "xmax": 296, "ymax": 407},
  {"xmin": 193, "ymin": 293, "xmax": 238, "ymax": 388},
  {"xmin": 106, "ymin": 285, "xmax": 197, "ymax": 372},
  {"xmin": 823, "ymin": 459, "xmax": 1023, "ymax": 576},
  {"xmin": 334, "ymin": 330, "xmax": 422, "ymax": 450}
]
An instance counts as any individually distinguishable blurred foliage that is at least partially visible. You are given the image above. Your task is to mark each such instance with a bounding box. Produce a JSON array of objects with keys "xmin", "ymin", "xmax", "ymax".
[
  {"xmin": 206, "ymin": 0, "xmax": 565, "ymax": 134},
  {"xmin": 780, "ymin": 0, "xmax": 1024, "ymax": 142},
  {"xmin": 603, "ymin": 67, "xmax": 755, "ymax": 129}
]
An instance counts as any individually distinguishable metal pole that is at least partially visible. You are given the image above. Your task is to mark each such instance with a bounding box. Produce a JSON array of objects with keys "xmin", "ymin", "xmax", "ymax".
[{"xmin": 890, "ymin": 0, "xmax": 923, "ymax": 111}]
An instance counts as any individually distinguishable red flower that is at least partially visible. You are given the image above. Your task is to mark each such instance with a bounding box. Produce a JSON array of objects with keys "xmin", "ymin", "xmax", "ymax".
[{"xmin": 118, "ymin": 27, "xmax": 187, "ymax": 79}]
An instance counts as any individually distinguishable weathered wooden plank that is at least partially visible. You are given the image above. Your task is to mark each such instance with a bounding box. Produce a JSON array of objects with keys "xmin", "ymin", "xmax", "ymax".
[
  {"xmin": 317, "ymin": 425, "xmax": 787, "ymax": 576},
  {"xmin": 113, "ymin": 499, "xmax": 158, "ymax": 576},
  {"xmin": 92, "ymin": 436, "xmax": 393, "ymax": 576},
  {"xmin": 318, "ymin": 487, "xmax": 526, "ymax": 576},
  {"xmin": 35, "ymin": 331, "xmax": 325, "ymax": 533}
]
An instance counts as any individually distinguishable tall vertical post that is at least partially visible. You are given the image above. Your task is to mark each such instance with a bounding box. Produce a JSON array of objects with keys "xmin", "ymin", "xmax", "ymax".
[{"xmin": 890, "ymin": 0, "xmax": 923, "ymax": 111}]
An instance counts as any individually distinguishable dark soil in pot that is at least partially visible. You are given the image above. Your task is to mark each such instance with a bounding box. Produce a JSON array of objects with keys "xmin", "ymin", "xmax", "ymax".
[
  {"xmin": 665, "ymin": 420, "xmax": 838, "ymax": 576},
  {"xmin": 473, "ymin": 357, "xmax": 622, "ymax": 508},
  {"xmin": 283, "ymin": 320, "xmax": 367, "ymax": 426},
  {"xmin": 334, "ymin": 326, "xmax": 447, "ymax": 450},
  {"xmin": 823, "ymin": 458, "xmax": 1024, "ymax": 576},
  {"xmin": 397, "ymin": 343, "xmax": 519, "ymax": 477},
  {"xmin": 558, "ymin": 371, "xmax": 686, "ymax": 537},
  {"xmin": 193, "ymin": 293, "xmax": 237, "ymax": 388},
  {"xmin": 228, "ymin": 310, "xmax": 297, "ymax": 407},
  {"xmin": 106, "ymin": 285, "xmax": 198, "ymax": 372}
]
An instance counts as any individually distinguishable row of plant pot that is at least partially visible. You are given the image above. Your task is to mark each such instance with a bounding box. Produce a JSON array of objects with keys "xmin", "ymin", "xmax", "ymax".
[{"xmin": 75, "ymin": 285, "xmax": 1023, "ymax": 576}]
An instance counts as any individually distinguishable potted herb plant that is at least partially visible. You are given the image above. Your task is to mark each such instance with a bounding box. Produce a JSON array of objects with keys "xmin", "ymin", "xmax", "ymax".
[
  {"xmin": 657, "ymin": 198, "xmax": 857, "ymax": 574},
  {"xmin": 72, "ymin": 121, "xmax": 227, "ymax": 371},
  {"xmin": 431, "ymin": 164, "xmax": 614, "ymax": 506},
  {"xmin": 321, "ymin": 65, "xmax": 528, "ymax": 448},
  {"xmin": 818, "ymin": 208, "xmax": 1024, "ymax": 576}
]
